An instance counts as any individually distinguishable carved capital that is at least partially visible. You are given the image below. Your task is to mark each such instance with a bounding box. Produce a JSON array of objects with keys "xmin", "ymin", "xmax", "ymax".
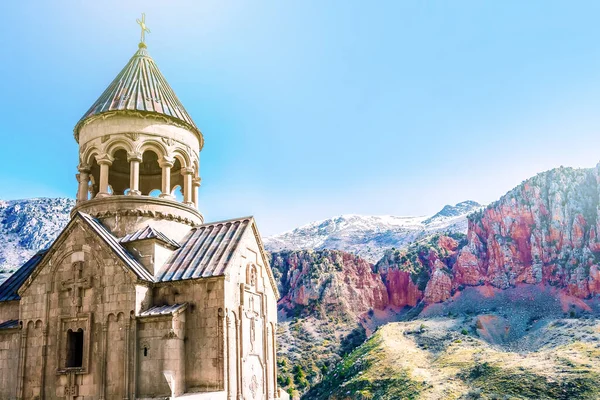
[
  {"xmin": 159, "ymin": 156, "xmax": 175, "ymax": 168},
  {"xmin": 127, "ymin": 151, "xmax": 142, "ymax": 163},
  {"xmin": 192, "ymin": 177, "xmax": 202, "ymax": 187},
  {"xmin": 78, "ymin": 164, "xmax": 91, "ymax": 173},
  {"xmin": 95, "ymin": 153, "xmax": 114, "ymax": 166},
  {"xmin": 181, "ymin": 167, "xmax": 194, "ymax": 176}
]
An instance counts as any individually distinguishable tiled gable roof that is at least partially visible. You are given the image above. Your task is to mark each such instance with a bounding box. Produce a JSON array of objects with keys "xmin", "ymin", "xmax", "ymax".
[
  {"xmin": 0, "ymin": 320, "xmax": 19, "ymax": 329},
  {"xmin": 78, "ymin": 212, "xmax": 154, "ymax": 282},
  {"xmin": 139, "ymin": 303, "xmax": 187, "ymax": 317},
  {"xmin": 156, "ymin": 217, "xmax": 252, "ymax": 282},
  {"xmin": 119, "ymin": 225, "xmax": 180, "ymax": 249}
]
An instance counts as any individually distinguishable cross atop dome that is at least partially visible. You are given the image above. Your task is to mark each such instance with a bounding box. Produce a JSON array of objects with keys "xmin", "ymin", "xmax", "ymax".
[{"xmin": 136, "ymin": 13, "xmax": 151, "ymax": 47}]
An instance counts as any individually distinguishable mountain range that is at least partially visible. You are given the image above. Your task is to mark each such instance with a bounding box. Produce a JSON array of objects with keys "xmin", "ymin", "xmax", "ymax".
[
  {"xmin": 272, "ymin": 164, "xmax": 600, "ymax": 398},
  {"xmin": 0, "ymin": 198, "xmax": 480, "ymax": 279},
  {"xmin": 3, "ymin": 164, "xmax": 600, "ymax": 399},
  {"xmin": 264, "ymin": 200, "xmax": 482, "ymax": 262},
  {"xmin": 0, "ymin": 198, "xmax": 74, "ymax": 282}
]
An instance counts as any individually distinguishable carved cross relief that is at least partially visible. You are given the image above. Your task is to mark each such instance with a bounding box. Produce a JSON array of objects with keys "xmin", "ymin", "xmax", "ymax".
[
  {"xmin": 61, "ymin": 262, "xmax": 92, "ymax": 309},
  {"xmin": 64, "ymin": 371, "xmax": 78, "ymax": 400}
]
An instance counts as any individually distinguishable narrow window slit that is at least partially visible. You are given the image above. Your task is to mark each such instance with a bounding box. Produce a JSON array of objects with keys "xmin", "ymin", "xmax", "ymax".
[{"xmin": 66, "ymin": 328, "xmax": 84, "ymax": 368}]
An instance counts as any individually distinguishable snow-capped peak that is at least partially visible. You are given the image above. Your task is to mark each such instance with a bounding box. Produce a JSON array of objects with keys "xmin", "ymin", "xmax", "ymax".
[{"xmin": 264, "ymin": 201, "xmax": 482, "ymax": 262}]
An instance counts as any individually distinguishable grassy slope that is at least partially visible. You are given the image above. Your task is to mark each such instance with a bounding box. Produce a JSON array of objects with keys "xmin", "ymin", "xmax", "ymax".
[{"xmin": 306, "ymin": 318, "xmax": 600, "ymax": 400}]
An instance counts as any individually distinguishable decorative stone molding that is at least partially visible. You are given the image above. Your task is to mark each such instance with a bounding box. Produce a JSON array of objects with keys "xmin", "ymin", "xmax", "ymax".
[
  {"xmin": 127, "ymin": 151, "xmax": 143, "ymax": 163},
  {"xmin": 95, "ymin": 153, "xmax": 114, "ymax": 166},
  {"xmin": 162, "ymin": 137, "xmax": 175, "ymax": 147},
  {"xmin": 77, "ymin": 164, "xmax": 91, "ymax": 173},
  {"xmin": 159, "ymin": 156, "xmax": 175, "ymax": 168},
  {"xmin": 73, "ymin": 110, "xmax": 204, "ymax": 150},
  {"xmin": 91, "ymin": 209, "xmax": 198, "ymax": 226},
  {"xmin": 125, "ymin": 132, "xmax": 140, "ymax": 141},
  {"xmin": 250, "ymin": 223, "xmax": 280, "ymax": 299}
]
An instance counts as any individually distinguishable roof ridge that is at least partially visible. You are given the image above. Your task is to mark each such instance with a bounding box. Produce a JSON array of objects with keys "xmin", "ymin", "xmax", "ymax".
[{"xmin": 119, "ymin": 224, "xmax": 180, "ymax": 248}]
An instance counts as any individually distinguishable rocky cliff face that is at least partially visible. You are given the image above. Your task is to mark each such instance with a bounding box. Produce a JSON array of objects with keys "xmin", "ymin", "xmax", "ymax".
[
  {"xmin": 272, "ymin": 249, "xmax": 388, "ymax": 318},
  {"xmin": 374, "ymin": 233, "xmax": 466, "ymax": 308},
  {"xmin": 273, "ymin": 164, "xmax": 600, "ymax": 319},
  {"xmin": 454, "ymin": 166, "xmax": 600, "ymax": 299},
  {"xmin": 0, "ymin": 198, "xmax": 74, "ymax": 275},
  {"xmin": 369, "ymin": 166, "xmax": 600, "ymax": 306}
]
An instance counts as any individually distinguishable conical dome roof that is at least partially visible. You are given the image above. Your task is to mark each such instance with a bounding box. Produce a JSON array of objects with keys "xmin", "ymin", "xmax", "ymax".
[{"xmin": 74, "ymin": 43, "xmax": 199, "ymax": 140}]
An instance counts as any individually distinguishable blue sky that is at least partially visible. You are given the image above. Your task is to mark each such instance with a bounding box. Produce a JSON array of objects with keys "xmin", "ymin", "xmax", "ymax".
[{"xmin": 2, "ymin": 1, "xmax": 600, "ymax": 235}]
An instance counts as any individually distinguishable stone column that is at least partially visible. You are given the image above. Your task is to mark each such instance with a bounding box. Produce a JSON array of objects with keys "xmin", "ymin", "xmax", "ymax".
[
  {"xmin": 192, "ymin": 177, "xmax": 201, "ymax": 209},
  {"xmin": 124, "ymin": 317, "xmax": 131, "ymax": 400},
  {"xmin": 159, "ymin": 156, "xmax": 175, "ymax": 199},
  {"xmin": 99, "ymin": 322, "xmax": 108, "ymax": 400},
  {"xmin": 95, "ymin": 154, "xmax": 114, "ymax": 198},
  {"xmin": 127, "ymin": 152, "xmax": 142, "ymax": 195},
  {"xmin": 76, "ymin": 165, "xmax": 90, "ymax": 202},
  {"xmin": 181, "ymin": 167, "xmax": 194, "ymax": 205}
]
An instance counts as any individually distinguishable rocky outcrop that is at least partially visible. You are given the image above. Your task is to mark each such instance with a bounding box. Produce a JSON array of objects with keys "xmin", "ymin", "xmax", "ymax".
[
  {"xmin": 274, "ymin": 165, "xmax": 600, "ymax": 322},
  {"xmin": 271, "ymin": 234, "xmax": 467, "ymax": 320},
  {"xmin": 374, "ymin": 233, "xmax": 466, "ymax": 307},
  {"xmin": 454, "ymin": 166, "xmax": 600, "ymax": 298},
  {"xmin": 0, "ymin": 198, "xmax": 74, "ymax": 275},
  {"xmin": 271, "ymin": 249, "xmax": 388, "ymax": 318}
]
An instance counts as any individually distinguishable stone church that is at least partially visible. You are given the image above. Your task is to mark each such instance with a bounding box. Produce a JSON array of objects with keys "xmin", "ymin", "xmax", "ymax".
[{"xmin": 0, "ymin": 24, "xmax": 286, "ymax": 400}]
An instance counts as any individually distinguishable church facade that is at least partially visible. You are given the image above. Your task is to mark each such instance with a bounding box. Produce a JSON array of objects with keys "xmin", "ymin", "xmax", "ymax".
[{"xmin": 0, "ymin": 30, "xmax": 286, "ymax": 400}]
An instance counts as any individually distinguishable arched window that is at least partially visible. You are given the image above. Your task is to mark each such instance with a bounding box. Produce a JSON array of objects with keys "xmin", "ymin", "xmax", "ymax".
[
  {"xmin": 149, "ymin": 189, "xmax": 162, "ymax": 197},
  {"xmin": 89, "ymin": 156, "xmax": 100, "ymax": 199},
  {"xmin": 170, "ymin": 157, "xmax": 184, "ymax": 200},
  {"xmin": 171, "ymin": 185, "xmax": 184, "ymax": 202},
  {"xmin": 108, "ymin": 149, "xmax": 130, "ymax": 195},
  {"xmin": 139, "ymin": 150, "xmax": 162, "ymax": 195},
  {"xmin": 66, "ymin": 328, "xmax": 84, "ymax": 368}
]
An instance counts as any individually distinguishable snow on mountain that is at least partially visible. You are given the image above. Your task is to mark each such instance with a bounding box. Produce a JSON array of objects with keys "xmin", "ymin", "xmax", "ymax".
[
  {"xmin": 264, "ymin": 201, "xmax": 482, "ymax": 262},
  {"xmin": 0, "ymin": 197, "xmax": 480, "ymax": 282},
  {"xmin": 0, "ymin": 198, "xmax": 74, "ymax": 278}
]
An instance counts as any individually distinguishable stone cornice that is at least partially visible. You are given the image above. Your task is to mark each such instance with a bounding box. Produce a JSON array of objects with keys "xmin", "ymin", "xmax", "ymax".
[
  {"xmin": 74, "ymin": 110, "xmax": 204, "ymax": 150},
  {"xmin": 71, "ymin": 195, "xmax": 204, "ymax": 225}
]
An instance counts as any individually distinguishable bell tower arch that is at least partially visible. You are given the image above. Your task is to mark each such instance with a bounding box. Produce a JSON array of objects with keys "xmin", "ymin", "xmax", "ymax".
[{"xmin": 71, "ymin": 39, "xmax": 203, "ymax": 242}]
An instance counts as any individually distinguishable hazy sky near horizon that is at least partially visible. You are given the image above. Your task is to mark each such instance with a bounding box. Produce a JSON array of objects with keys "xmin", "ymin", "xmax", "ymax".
[{"xmin": 2, "ymin": 1, "xmax": 600, "ymax": 235}]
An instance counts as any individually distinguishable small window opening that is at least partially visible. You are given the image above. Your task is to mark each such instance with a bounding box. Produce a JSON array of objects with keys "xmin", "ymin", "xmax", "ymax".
[
  {"xmin": 66, "ymin": 328, "xmax": 84, "ymax": 368},
  {"xmin": 144, "ymin": 346, "xmax": 148, "ymax": 357}
]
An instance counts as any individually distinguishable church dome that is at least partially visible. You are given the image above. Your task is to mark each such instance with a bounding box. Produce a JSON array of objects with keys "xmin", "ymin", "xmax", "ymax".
[
  {"xmin": 74, "ymin": 43, "xmax": 200, "ymax": 142},
  {"xmin": 72, "ymin": 33, "xmax": 204, "ymax": 241}
]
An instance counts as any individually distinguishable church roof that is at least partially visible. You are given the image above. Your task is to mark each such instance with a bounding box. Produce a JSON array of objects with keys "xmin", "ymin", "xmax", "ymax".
[
  {"xmin": 0, "ymin": 320, "xmax": 18, "ymax": 330},
  {"xmin": 156, "ymin": 217, "xmax": 252, "ymax": 282},
  {"xmin": 78, "ymin": 212, "xmax": 155, "ymax": 282},
  {"xmin": 74, "ymin": 43, "xmax": 198, "ymax": 139},
  {"xmin": 1, "ymin": 214, "xmax": 279, "ymax": 299},
  {"xmin": 120, "ymin": 225, "xmax": 180, "ymax": 249},
  {"xmin": 139, "ymin": 303, "xmax": 187, "ymax": 317},
  {"xmin": 0, "ymin": 250, "xmax": 47, "ymax": 302}
]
